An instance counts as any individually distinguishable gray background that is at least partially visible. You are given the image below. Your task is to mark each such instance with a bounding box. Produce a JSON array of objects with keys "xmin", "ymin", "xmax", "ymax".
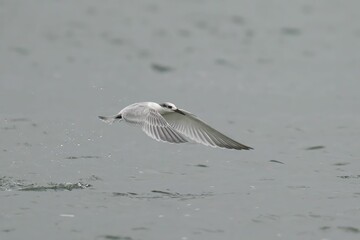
[{"xmin": 1, "ymin": 0, "xmax": 360, "ymax": 239}]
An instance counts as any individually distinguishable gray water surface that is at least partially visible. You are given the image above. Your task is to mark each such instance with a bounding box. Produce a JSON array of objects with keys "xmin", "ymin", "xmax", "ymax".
[{"xmin": 1, "ymin": 1, "xmax": 360, "ymax": 239}]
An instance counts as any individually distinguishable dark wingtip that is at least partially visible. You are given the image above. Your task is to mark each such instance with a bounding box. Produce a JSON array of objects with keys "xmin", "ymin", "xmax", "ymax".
[
  {"xmin": 240, "ymin": 147, "xmax": 253, "ymax": 150},
  {"xmin": 235, "ymin": 145, "xmax": 253, "ymax": 150}
]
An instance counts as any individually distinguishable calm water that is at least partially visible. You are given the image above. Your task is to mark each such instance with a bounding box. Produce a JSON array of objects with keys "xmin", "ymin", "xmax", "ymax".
[{"xmin": 1, "ymin": 1, "xmax": 360, "ymax": 239}]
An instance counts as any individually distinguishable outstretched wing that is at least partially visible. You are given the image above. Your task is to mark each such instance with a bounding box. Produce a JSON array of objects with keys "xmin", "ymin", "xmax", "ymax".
[
  {"xmin": 141, "ymin": 110, "xmax": 188, "ymax": 143},
  {"xmin": 162, "ymin": 110, "xmax": 252, "ymax": 150}
]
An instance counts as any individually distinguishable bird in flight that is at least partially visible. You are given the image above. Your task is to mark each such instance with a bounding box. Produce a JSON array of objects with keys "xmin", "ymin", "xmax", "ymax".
[{"xmin": 99, "ymin": 102, "xmax": 253, "ymax": 150}]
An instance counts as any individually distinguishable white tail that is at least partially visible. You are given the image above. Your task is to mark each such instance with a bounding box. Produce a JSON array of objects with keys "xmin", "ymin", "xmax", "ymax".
[{"xmin": 98, "ymin": 116, "xmax": 116, "ymax": 124}]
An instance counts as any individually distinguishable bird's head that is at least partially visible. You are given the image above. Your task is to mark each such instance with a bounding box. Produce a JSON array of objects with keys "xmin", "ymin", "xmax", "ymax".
[{"xmin": 160, "ymin": 102, "xmax": 185, "ymax": 115}]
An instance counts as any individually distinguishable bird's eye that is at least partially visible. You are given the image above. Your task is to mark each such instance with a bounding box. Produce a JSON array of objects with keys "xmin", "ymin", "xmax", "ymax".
[{"xmin": 168, "ymin": 106, "xmax": 172, "ymax": 109}]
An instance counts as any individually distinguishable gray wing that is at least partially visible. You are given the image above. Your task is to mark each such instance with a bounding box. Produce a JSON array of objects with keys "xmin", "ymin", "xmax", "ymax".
[
  {"xmin": 162, "ymin": 110, "xmax": 253, "ymax": 150},
  {"xmin": 141, "ymin": 110, "xmax": 188, "ymax": 143}
]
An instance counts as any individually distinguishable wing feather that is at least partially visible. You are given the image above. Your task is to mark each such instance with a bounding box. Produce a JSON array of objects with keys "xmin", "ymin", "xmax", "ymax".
[
  {"xmin": 162, "ymin": 110, "xmax": 252, "ymax": 150},
  {"xmin": 141, "ymin": 110, "xmax": 188, "ymax": 143}
]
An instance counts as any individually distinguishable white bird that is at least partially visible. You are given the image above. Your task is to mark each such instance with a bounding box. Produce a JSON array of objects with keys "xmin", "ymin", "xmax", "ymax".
[{"xmin": 99, "ymin": 102, "xmax": 253, "ymax": 150}]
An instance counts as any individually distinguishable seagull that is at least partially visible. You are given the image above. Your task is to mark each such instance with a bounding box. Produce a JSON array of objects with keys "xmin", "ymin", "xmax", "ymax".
[{"xmin": 99, "ymin": 102, "xmax": 253, "ymax": 150}]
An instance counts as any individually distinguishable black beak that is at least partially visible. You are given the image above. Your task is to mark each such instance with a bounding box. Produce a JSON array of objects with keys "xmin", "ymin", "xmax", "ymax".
[{"xmin": 174, "ymin": 109, "xmax": 186, "ymax": 115}]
